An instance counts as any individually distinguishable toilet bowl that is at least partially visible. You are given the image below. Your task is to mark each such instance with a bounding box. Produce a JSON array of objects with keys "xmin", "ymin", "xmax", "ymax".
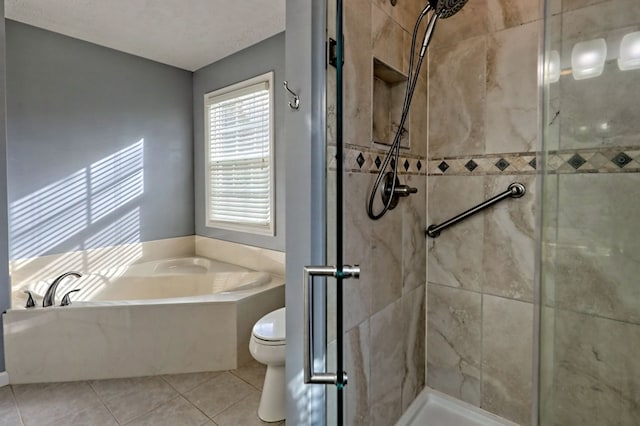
[{"xmin": 249, "ymin": 307, "xmax": 286, "ymax": 422}]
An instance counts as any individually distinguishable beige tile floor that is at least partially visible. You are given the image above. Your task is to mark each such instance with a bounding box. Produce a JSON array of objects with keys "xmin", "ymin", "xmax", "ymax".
[{"xmin": 0, "ymin": 361, "xmax": 285, "ymax": 426}]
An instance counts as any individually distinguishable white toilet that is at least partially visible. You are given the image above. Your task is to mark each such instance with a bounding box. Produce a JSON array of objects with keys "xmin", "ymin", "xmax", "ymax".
[{"xmin": 249, "ymin": 307, "xmax": 286, "ymax": 422}]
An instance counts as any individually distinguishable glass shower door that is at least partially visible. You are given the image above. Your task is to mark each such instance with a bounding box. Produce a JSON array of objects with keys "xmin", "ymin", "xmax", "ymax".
[{"xmin": 539, "ymin": 0, "xmax": 640, "ymax": 424}]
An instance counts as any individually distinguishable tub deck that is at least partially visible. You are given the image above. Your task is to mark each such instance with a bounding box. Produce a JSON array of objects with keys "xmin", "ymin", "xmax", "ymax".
[{"xmin": 4, "ymin": 257, "xmax": 285, "ymax": 384}]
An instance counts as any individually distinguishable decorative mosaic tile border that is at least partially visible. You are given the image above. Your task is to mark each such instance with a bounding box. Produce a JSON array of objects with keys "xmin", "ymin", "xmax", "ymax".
[
  {"xmin": 328, "ymin": 144, "xmax": 425, "ymax": 175},
  {"xmin": 428, "ymin": 146, "xmax": 640, "ymax": 176},
  {"xmin": 328, "ymin": 145, "xmax": 640, "ymax": 176}
]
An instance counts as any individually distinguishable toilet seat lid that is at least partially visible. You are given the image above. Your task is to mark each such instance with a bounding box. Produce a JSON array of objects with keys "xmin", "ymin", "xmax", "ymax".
[{"xmin": 252, "ymin": 307, "xmax": 286, "ymax": 342}]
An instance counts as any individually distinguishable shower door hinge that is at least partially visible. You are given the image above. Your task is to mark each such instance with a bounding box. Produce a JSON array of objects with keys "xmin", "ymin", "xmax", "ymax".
[{"xmin": 328, "ymin": 38, "xmax": 338, "ymax": 68}]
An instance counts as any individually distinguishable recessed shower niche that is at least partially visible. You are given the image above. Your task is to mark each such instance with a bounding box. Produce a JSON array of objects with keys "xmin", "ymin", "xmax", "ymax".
[{"xmin": 372, "ymin": 58, "xmax": 410, "ymax": 148}]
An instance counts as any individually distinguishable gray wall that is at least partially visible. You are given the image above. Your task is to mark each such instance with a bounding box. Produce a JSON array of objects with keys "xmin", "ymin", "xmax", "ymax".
[
  {"xmin": 193, "ymin": 32, "xmax": 285, "ymax": 251},
  {"xmin": 6, "ymin": 20, "xmax": 194, "ymax": 259},
  {"xmin": 0, "ymin": 1, "xmax": 12, "ymax": 370}
]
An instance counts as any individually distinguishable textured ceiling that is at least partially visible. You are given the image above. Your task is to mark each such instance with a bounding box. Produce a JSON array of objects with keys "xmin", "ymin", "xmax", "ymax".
[{"xmin": 5, "ymin": 0, "xmax": 286, "ymax": 71}]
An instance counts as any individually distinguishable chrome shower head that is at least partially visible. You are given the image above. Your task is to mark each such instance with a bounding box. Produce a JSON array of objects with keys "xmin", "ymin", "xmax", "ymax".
[{"xmin": 435, "ymin": 0, "xmax": 469, "ymax": 18}]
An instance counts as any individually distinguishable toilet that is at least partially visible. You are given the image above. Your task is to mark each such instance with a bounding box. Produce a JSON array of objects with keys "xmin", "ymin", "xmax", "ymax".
[{"xmin": 249, "ymin": 307, "xmax": 286, "ymax": 422}]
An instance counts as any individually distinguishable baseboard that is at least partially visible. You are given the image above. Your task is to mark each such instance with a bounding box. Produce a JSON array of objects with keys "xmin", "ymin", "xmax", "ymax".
[{"xmin": 0, "ymin": 371, "xmax": 9, "ymax": 387}]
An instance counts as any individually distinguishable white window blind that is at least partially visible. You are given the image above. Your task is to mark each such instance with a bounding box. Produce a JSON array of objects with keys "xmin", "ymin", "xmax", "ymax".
[{"xmin": 204, "ymin": 73, "xmax": 274, "ymax": 235}]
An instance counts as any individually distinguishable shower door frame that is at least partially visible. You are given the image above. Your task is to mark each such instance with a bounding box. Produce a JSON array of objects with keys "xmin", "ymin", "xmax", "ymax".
[{"xmin": 284, "ymin": 0, "xmax": 330, "ymax": 424}]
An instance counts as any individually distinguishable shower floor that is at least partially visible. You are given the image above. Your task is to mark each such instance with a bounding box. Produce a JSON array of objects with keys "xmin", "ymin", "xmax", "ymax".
[{"xmin": 0, "ymin": 360, "xmax": 284, "ymax": 426}]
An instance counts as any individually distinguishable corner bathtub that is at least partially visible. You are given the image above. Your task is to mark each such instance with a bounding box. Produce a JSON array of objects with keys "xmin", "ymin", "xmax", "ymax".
[{"xmin": 3, "ymin": 257, "xmax": 285, "ymax": 384}]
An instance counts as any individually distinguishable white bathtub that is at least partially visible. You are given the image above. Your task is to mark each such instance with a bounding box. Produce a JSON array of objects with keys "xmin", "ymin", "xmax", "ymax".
[
  {"xmin": 3, "ymin": 257, "xmax": 285, "ymax": 384},
  {"xmin": 396, "ymin": 388, "xmax": 519, "ymax": 426},
  {"xmin": 23, "ymin": 256, "xmax": 274, "ymax": 303}
]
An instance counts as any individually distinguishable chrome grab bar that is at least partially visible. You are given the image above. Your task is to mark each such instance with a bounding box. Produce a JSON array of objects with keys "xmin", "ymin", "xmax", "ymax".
[
  {"xmin": 303, "ymin": 264, "xmax": 359, "ymax": 385},
  {"xmin": 427, "ymin": 182, "xmax": 526, "ymax": 238}
]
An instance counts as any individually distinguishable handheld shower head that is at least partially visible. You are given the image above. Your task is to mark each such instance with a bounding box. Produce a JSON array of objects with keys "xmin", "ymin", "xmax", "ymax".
[{"xmin": 435, "ymin": 0, "xmax": 469, "ymax": 18}]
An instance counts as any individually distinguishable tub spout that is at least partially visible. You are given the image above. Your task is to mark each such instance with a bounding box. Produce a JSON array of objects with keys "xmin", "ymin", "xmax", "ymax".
[{"xmin": 43, "ymin": 272, "xmax": 82, "ymax": 307}]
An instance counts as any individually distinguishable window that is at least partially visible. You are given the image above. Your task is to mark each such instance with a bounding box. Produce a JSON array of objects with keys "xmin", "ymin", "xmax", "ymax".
[{"xmin": 204, "ymin": 72, "xmax": 275, "ymax": 235}]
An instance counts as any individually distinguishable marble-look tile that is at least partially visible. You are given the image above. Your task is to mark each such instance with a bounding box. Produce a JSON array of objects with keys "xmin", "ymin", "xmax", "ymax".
[
  {"xmin": 401, "ymin": 175, "xmax": 426, "ymax": 294},
  {"xmin": 343, "ymin": 173, "xmax": 374, "ymax": 330},
  {"xmin": 47, "ymin": 403, "xmax": 117, "ymax": 426},
  {"xmin": 212, "ymin": 390, "xmax": 267, "ymax": 426},
  {"xmin": 428, "ymin": 36, "xmax": 486, "ymax": 158},
  {"xmin": 430, "ymin": 0, "xmax": 489, "ymax": 48},
  {"xmin": 372, "ymin": 0, "xmax": 425, "ymax": 33},
  {"xmin": 369, "ymin": 300, "xmax": 403, "ymax": 425},
  {"xmin": 346, "ymin": 172, "xmax": 402, "ymax": 317},
  {"xmin": 161, "ymin": 371, "xmax": 224, "ymax": 394},
  {"xmin": 481, "ymin": 295, "xmax": 533, "ymax": 425},
  {"xmin": 482, "ymin": 175, "xmax": 536, "ymax": 302},
  {"xmin": 486, "ymin": 22, "xmax": 539, "ymax": 154},
  {"xmin": 562, "ymin": 0, "xmax": 640, "ymax": 41},
  {"xmin": 409, "ymin": 76, "xmax": 428, "ymax": 158},
  {"xmin": 537, "ymin": 306, "xmax": 556, "ymax": 424},
  {"xmin": 0, "ymin": 387, "xmax": 22, "ymax": 426},
  {"xmin": 125, "ymin": 396, "xmax": 209, "ymax": 426},
  {"xmin": 551, "ymin": 309, "xmax": 640, "ymax": 426},
  {"xmin": 344, "ymin": 0, "xmax": 373, "ymax": 148},
  {"xmin": 431, "ymin": 0, "xmax": 489, "ymax": 47},
  {"xmin": 345, "ymin": 320, "xmax": 370, "ymax": 426},
  {"xmin": 426, "ymin": 284, "xmax": 481, "ymax": 406},
  {"xmin": 401, "ymin": 284, "xmax": 425, "ymax": 411},
  {"xmin": 558, "ymin": 60, "xmax": 640, "ymax": 150},
  {"xmin": 92, "ymin": 377, "xmax": 178, "ymax": 424},
  {"xmin": 370, "ymin": 382, "xmax": 402, "ymax": 426},
  {"xmin": 487, "ymin": 0, "xmax": 540, "ymax": 31},
  {"xmin": 194, "ymin": 236, "xmax": 285, "ymax": 276},
  {"xmin": 230, "ymin": 360, "xmax": 266, "ymax": 391},
  {"xmin": 427, "ymin": 176, "xmax": 485, "ymax": 292},
  {"xmin": 183, "ymin": 372, "xmax": 254, "ymax": 419},
  {"xmin": 562, "ymin": 0, "xmax": 608, "ymax": 12},
  {"xmin": 553, "ymin": 173, "xmax": 640, "ymax": 324},
  {"xmin": 13, "ymin": 381, "xmax": 101, "ymax": 426},
  {"xmin": 373, "ymin": 5, "xmax": 405, "ymax": 73}
]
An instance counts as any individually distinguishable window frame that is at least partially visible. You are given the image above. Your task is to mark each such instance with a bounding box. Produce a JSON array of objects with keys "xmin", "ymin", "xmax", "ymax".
[{"xmin": 203, "ymin": 71, "xmax": 275, "ymax": 236}]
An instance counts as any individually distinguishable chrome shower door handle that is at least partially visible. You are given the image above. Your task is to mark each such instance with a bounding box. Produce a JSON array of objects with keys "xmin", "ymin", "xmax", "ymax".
[
  {"xmin": 304, "ymin": 265, "xmax": 337, "ymax": 385},
  {"xmin": 303, "ymin": 264, "xmax": 360, "ymax": 385}
]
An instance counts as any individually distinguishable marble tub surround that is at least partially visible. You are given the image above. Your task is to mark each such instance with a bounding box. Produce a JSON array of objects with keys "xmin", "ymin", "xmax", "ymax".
[
  {"xmin": 194, "ymin": 236, "xmax": 285, "ymax": 277},
  {"xmin": 4, "ymin": 273, "xmax": 285, "ymax": 383},
  {"xmin": 10, "ymin": 236, "xmax": 194, "ymax": 300},
  {"xmin": 0, "ymin": 361, "xmax": 282, "ymax": 426}
]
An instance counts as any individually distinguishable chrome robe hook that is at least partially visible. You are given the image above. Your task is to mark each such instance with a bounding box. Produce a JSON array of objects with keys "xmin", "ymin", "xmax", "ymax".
[{"xmin": 283, "ymin": 81, "xmax": 300, "ymax": 110}]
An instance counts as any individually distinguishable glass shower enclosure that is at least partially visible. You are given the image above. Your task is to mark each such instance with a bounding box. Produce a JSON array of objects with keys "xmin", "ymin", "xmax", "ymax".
[{"xmin": 539, "ymin": 0, "xmax": 640, "ymax": 424}]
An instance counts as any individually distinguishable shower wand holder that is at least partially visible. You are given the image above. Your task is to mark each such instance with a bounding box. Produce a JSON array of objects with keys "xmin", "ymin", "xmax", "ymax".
[{"xmin": 381, "ymin": 172, "xmax": 418, "ymax": 210}]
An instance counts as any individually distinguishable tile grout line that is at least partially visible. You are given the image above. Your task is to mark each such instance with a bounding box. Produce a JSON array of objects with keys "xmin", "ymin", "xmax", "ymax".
[
  {"xmin": 9, "ymin": 386, "xmax": 26, "ymax": 426},
  {"xmin": 227, "ymin": 369, "xmax": 263, "ymax": 392},
  {"xmin": 13, "ymin": 382, "xmax": 101, "ymax": 426},
  {"xmin": 86, "ymin": 380, "xmax": 123, "ymax": 426},
  {"xmin": 119, "ymin": 394, "xmax": 184, "ymax": 426},
  {"xmin": 159, "ymin": 373, "xmax": 226, "ymax": 424}
]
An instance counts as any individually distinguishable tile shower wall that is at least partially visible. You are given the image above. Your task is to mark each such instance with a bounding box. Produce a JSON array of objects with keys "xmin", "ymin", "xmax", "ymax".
[
  {"xmin": 539, "ymin": 0, "xmax": 640, "ymax": 425},
  {"xmin": 336, "ymin": 0, "xmax": 428, "ymax": 424},
  {"xmin": 425, "ymin": 0, "xmax": 540, "ymax": 424}
]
